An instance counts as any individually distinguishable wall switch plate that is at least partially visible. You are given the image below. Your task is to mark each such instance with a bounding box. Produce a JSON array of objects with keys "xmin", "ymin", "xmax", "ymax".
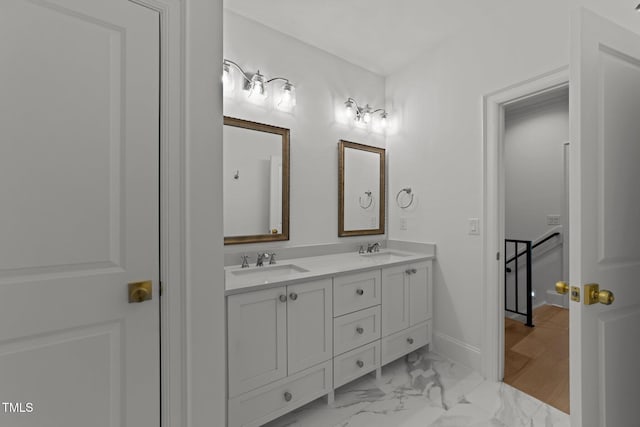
[
  {"xmin": 547, "ymin": 215, "xmax": 560, "ymax": 225},
  {"xmin": 399, "ymin": 218, "xmax": 408, "ymax": 231},
  {"xmin": 468, "ymin": 218, "xmax": 480, "ymax": 235}
]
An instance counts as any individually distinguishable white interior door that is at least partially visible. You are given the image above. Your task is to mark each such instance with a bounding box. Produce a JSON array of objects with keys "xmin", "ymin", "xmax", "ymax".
[
  {"xmin": 0, "ymin": 0, "xmax": 160, "ymax": 425},
  {"xmin": 570, "ymin": 9, "xmax": 640, "ymax": 427}
]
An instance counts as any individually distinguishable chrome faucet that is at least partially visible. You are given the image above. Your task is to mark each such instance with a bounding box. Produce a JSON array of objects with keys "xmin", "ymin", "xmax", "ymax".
[
  {"xmin": 367, "ymin": 242, "xmax": 380, "ymax": 253},
  {"xmin": 240, "ymin": 255, "xmax": 249, "ymax": 268},
  {"xmin": 256, "ymin": 252, "xmax": 273, "ymax": 267}
]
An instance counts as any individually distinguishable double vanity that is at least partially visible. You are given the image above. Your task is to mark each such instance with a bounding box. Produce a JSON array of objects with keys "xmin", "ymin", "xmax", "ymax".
[{"xmin": 225, "ymin": 248, "xmax": 434, "ymax": 427}]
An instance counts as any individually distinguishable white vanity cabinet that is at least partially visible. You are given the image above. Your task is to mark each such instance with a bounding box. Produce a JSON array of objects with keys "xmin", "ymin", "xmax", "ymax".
[
  {"xmin": 227, "ymin": 278, "xmax": 333, "ymax": 427},
  {"xmin": 381, "ymin": 260, "xmax": 432, "ymax": 364}
]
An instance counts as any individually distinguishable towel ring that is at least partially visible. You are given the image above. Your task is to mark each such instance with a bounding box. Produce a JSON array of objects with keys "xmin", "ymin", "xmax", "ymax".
[
  {"xmin": 359, "ymin": 191, "xmax": 373, "ymax": 209},
  {"xmin": 396, "ymin": 187, "xmax": 414, "ymax": 209}
]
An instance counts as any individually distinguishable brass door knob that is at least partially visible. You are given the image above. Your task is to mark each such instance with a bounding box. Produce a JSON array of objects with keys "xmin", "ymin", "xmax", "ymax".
[
  {"xmin": 279, "ymin": 294, "xmax": 287, "ymax": 303},
  {"xmin": 289, "ymin": 292, "xmax": 298, "ymax": 301},
  {"xmin": 584, "ymin": 284, "xmax": 614, "ymax": 305},
  {"xmin": 555, "ymin": 281, "xmax": 569, "ymax": 295},
  {"xmin": 128, "ymin": 280, "xmax": 152, "ymax": 303}
]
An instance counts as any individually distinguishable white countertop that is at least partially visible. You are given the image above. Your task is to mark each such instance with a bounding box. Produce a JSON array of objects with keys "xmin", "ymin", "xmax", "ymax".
[{"xmin": 225, "ymin": 249, "xmax": 434, "ymax": 296}]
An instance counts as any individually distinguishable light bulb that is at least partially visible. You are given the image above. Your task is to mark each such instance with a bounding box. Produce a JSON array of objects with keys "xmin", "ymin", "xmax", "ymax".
[
  {"xmin": 277, "ymin": 82, "xmax": 296, "ymax": 111},
  {"xmin": 222, "ymin": 62, "xmax": 234, "ymax": 92}
]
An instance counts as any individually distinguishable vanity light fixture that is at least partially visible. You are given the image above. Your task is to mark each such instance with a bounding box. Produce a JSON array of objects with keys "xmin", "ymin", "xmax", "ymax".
[
  {"xmin": 222, "ymin": 59, "xmax": 296, "ymax": 110},
  {"xmin": 344, "ymin": 97, "xmax": 388, "ymax": 130}
]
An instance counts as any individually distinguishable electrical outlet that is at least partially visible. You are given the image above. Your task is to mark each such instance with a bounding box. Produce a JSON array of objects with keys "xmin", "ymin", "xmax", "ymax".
[
  {"xmin": 547, "ymin": 215, "xmax": 560, "ymax": 225},
  {"xmin": 399, "ymin": 218, "xmax": 408, "ymax": 231},
  {"xmin": 468, "ymin": 218, "xmax": 480, "ymax": 235}
]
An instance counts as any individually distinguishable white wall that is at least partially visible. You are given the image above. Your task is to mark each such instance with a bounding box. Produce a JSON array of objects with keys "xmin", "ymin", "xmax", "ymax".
[
  {"xmin": 385, "ymin": 0, "xmax": 572, "ymax": 370},
  {"xmin": 386, "ymin": 0, "xmax": 639, "ymax": 370},
  {"xmin": 223, "ymin": 10, "xmax": 386, "ymax": 252}
]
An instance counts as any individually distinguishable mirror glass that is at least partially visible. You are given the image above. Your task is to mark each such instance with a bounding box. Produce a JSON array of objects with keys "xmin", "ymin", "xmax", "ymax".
[
  {"xmin": 223, "ymin": 117, "xmax": 289, "ymax": 245},
  {"xmin": 339, "ymin": 140, "xmax": 385, "ymax": 236}
]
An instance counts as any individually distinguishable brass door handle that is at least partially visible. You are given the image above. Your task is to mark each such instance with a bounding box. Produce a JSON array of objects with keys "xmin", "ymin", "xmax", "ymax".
[
  {"xmin": 555, "ymin": 281, "xmax": 569, "ymax": 295},
  {"xmin": 128, "ymin": 281, "xmax": 152, "ymax": 303},
  {"xmin": 584, "ymin": 284, "xmax": 615, "ymax": 305}
]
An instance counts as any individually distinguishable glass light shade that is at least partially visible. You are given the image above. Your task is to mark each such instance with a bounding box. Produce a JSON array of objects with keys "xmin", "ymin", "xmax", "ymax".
[
  {"xmin": 344, "ymin": 99, "xmax": 356, "ymax": 120},
  {"xmin": 222, "ymin": 63, "xmax": 235, "ymax": 91},
  {"xmin": 248, "ymin": 72, "xmax": 267, "ymax": 100},
  {"xmin": 362, "ymin": 106, "xmax": 372, "ymax": 124},
  {"xmin": 277, "ymin": 82, "xmax": 296, "ymax": 110},
  {"xmin": 379, "ymin": 113, "xmax": 388, "ymax": 129}
]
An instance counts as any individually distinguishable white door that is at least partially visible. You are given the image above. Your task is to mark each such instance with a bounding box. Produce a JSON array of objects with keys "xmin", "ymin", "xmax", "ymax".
[
  {"xmin": 0, "ymin": 0, "xmax": 160, "ymax": 425},
  {"xmin": 570, "ymin": 9, "xmax": 640, "ymax": 427},
  {"xmin": 408, "ymin": 261, "xmax": 432, "ymax": 326}
]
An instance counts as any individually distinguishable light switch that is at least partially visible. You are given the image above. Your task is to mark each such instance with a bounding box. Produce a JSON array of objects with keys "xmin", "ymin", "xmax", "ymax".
[
  {"xmin": 468, "ymin": 218, "xmax": 480, "ymax": 235},
  {"xmin": 547, "ymin": 215, "xmax": 560, "ymax": 225}
]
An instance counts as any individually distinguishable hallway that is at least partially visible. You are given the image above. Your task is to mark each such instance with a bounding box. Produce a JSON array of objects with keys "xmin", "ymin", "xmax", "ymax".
[{"xmin": 504, "ymin": 305, "xmax": 569, "ymax": 413}]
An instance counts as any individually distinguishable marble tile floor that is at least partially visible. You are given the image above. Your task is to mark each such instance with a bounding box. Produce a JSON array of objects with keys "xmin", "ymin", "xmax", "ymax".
[{"xmin": 263, "ymin": 349, "xmax": 570, "ymax": 427}]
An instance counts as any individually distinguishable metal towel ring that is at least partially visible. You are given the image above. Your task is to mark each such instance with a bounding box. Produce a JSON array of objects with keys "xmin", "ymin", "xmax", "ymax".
[
  {"xmin": 359, "ymin": 191, "xmax": 373, "ymax": 209},
  {"xmin": 396, "ymin": 187, "xmax": 414, "ymax": 209}
]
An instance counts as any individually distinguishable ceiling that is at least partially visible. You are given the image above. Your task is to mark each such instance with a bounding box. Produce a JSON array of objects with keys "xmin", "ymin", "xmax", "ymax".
[{"xmin": 224, "ymin": 0, "xmax": 516, "ymax": 76}]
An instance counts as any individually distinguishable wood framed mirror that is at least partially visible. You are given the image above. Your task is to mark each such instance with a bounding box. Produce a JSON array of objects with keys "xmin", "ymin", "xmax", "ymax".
[
  {"xmin": 338, "ymin": 140, "xmax": 385, "ymax": 237},
  {"xmin": 223, "ymin": 116, "xmax": 290, "ymax": 245}
]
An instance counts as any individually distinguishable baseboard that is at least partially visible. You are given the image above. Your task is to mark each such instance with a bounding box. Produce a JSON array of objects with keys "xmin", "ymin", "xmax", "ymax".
[{"xmin": 432, "ymin": 331, "xmax": 482, "ymax": 373}]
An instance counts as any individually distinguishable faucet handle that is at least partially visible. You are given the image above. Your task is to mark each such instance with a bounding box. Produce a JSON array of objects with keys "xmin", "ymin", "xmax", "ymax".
[
  {"xmin": 269, "ymin": 253, "xmax": 276, "ymax": 265},
  {"xmin": 358, "ymin": 245, "xmax": 365, "ymax": 254}
]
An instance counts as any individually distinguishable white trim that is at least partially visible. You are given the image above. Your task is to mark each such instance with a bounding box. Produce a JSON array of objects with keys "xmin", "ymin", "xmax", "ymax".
[
  {"xmin": 433, "ymin": 332, "xmax": 482, "ymax": 373},
  {"xmin": 481, "ymin": 67, "xmax": 569, "ymax": 381},
  {"xmin": 131, "ymin": 0, "xmax": 224, "ymax": 426}
]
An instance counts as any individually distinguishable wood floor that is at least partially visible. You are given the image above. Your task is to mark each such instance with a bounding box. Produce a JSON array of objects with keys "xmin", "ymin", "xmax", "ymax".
[{"xmin": 504, "ymin": 304, "xmax": 569, "ymax": 414}]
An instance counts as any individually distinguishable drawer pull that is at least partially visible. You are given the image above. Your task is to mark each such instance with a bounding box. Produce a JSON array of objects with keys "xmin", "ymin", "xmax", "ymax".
[
  {"xmin": 356, "ymin": 288, "xmax": 364, "ymax": 296},
  {"xmin": 279, "ymin": 294, "xmax": 287, "ymax": 303},
  {"xmin": 283, "ymin": 391, "xmax": 292, "ymax": 402},
  {"xmin": 356, "ymin": 360, "xmax": 364, "ymax": 368},
  {"xmin": 356, "ymin": 326, "xmax": 364, "ymax": 335},
  {"xmin": 411, "ymin": 268, "xmax": 417, "ymax": 274},
  {"xmin": 289, "ymin": 292, "xmax": 298, "ymax": 301},
  {"xmin": 407, "ymin": 337, "xmax": 414, "ymax": 345}
]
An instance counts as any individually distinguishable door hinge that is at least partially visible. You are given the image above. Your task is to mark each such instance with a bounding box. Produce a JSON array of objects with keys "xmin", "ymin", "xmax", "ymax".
[
  {"xmin": 496, "ymin": 252, "xmax": 500, "ymax": 261},
  {"xmin": 159, "ymin": 281, "xmax": 163, "ymax": 297}
]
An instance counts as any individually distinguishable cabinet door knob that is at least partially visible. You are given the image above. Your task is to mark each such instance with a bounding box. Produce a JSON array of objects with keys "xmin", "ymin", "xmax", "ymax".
[
  {"xmin": 411, "ymin": 268, "xmax": 417, "ymax": 274},
  {"xmin": 289, "ymin": 292, "xmax": 298, "ymax": 301},
  {"xmin": 405, "ymin": 269, "xmax": 412, "ymax": 275},
  {"xmin": 407, "ymin": 337, "xmax": 414, "ymax": 345},
  {"xmin": 356, "ymin": 360, "xmax": 364, "ymax": 368},
  {"xmin": 356, "ymin": 288, "xmax": 364, "ymax": 296},
  {"xmin": 279, "ymin": 294, "xmax": 287, "ymax": 303},
  {"xmin": 283, "ymin": 391, "xmax": 292, "ymax": 402},
  {"xmin": 356, "ymin": 326, "xmax": 364, "ymax": 334}
]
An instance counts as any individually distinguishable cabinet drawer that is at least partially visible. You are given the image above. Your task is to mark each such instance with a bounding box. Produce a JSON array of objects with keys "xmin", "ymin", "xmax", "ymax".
[
  {"xmin": 333, "ymin": 270, "xmax": 381, "ymax": 316},
  {"xmin": 334, "ymin": 306, "xmax": 381, "ymax": 355},
  {"xmin": 228, "ymin": 361, "xmax": 332, "ymax": 427},
  {"xmin": 333, "ymin": 341, "xmax": 380, "ymax": 389},
  {"xmin": 381, "ymin": 321, "xmax": 431, "ymax": 366}
]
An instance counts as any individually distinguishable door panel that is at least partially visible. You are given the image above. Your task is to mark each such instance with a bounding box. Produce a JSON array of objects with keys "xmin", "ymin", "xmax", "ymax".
[
  {"xmin": 409, "ymin": 261, "xmax": 431, "ymax": 326},
  {"xmin": 570, "ymin": 9, "xmax": 640, "ymax": 426},
  {"xmin": 228, "ymin": 287, "xmax": 287, "ymax": 398},
  {"xmin": 0, "ymin": 0, "xmax": 159, "ymax": 425},
  {"xmin": 287, "ymin": 279, "xmax": 332, "ymax": 375},
  {"xmin": 381, "ymin": 265, "xmax": 409, "ymax": 336}
]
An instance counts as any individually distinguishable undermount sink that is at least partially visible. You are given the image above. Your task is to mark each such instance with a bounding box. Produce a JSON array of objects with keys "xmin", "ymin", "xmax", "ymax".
[
  {"xmin": 359, "ymin": 250, "xmax": 411, "ymax": 261},
  {"xmin": 230, "ymin": 264, "xmax": 309, "ymax": 283}
]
